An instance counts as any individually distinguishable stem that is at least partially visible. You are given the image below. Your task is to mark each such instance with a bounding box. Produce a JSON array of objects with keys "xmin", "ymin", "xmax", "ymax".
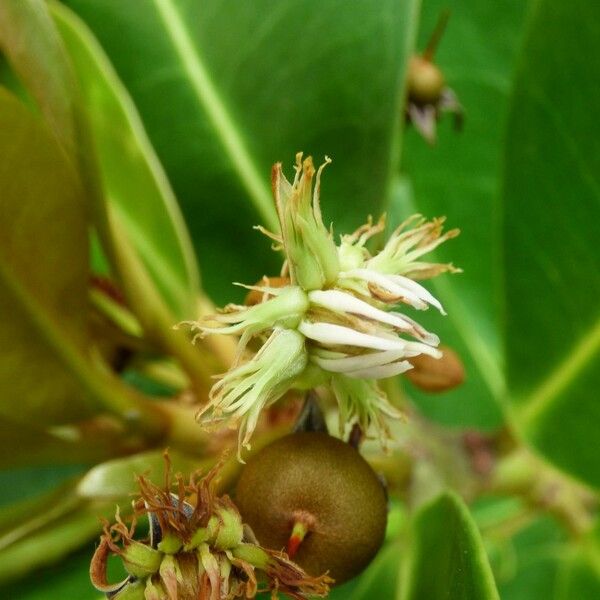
[
  {"xmin": 488, "ymin": 447, "xmax": 597, "ymax": 537},
  {"xmin": 108, "ymin": 210, "xmax": 213, "ymax": 397},
  {"xmin": 423, "ymin": 9, "xmax": 450, "ymax": 61}
]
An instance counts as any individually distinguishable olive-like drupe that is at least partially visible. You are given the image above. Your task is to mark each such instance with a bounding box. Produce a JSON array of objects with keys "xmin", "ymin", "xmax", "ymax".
[
  {"xmin": 235, "ymin": 432, "xmax": 387, "ymax": 585},
  {"xmin": 407, "ymin": 56, "xmax": 445, "ymax": 105}
]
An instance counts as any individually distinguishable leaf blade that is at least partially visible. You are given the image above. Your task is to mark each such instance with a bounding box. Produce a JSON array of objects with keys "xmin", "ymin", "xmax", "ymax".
[
  {"xmin": 51, "ymin": 2, "xmax": 200, "ymax": 319},
  {"xmin": 63, "ymin": 0, "xmax": 421, "ymax": 301},
  {"xmin": 400, "ymin": 492, "xmax": 499, "ymax": 600},
  {"xmin": 501, "ymin": 0, "xmax": 600, "ymax": 487}
]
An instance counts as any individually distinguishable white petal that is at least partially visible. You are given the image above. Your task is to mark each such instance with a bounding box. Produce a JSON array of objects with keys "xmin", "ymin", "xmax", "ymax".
[
  {"xmin": 312, "ymin": 349, "xmax": 408, "ymax": 373},
  {"xmin": 340, "ymin": 269, "xmax": 428, "ymax": 310},
  {"xmin": 308, "ymin": 289, "xmax": 416, "ymax": 331},
  {"xmin": 299, "ymin": 321, "xmax": 407, "ymax": 351},
  {"xmin": 345, "ymin": 361, "xmax": 413, "ymax": 379},
  {"xmin": 388, "ymin": 274, "xmax": 446, "ymax": 314},
  {"xmin": 393, "ymin": 313, "xmax": 440, "ymax": 345},
  {"xmin": 401, "ymin": 340, "xmax": 443, "ymax": 359}
]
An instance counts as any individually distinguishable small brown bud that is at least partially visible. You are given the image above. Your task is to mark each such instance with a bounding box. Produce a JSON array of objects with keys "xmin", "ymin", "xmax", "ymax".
[
  {"xmin": 407, "ymin": 56, "xmax": 446, "ymax": 105},
  {"xmin": 406, "ymin": 345, "xmax": 465, "ymax": 393}
]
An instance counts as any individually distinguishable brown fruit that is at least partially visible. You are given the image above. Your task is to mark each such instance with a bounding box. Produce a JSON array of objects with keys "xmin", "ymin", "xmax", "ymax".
[
  {"xmin": 235, "ymin": 432, "xmax": 387, "ymax": 585},
  {"xmin": 407, "ymin": 56, "xmax": 445, "ymax": 105}
]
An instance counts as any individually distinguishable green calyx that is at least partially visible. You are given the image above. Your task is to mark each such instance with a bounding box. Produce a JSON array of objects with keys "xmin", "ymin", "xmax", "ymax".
[
  {"xmin": 273, "ymin": 153, "xmax": 340, "ymax": 291},
  {"xmin": 157, "ymin": 531, "xmax": 183, "ymax": 554},
  {"xmin": 249, "ymin": 285, "xmax": 309, "ymax": 330},
  {"xmin": 231, "ymin": 543, "xmax": 271, "ymax": 570},
  {"xmin": 122, "ymin": 540, "xmax": 163, "ymax": 578},
  {"xmin": 214, "ymin": 506, "xmax": 244, "ymax": 550},
  {"xmin": 112, "ymin": 580, "xmax": 146, "ymax": 600}
]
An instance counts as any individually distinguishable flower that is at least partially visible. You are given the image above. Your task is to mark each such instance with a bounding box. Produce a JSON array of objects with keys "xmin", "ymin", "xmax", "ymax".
[
  {"xmin": 198, "ymin": 328, "xmax": 308, "ymax": 458},
  {"xmin": 330, "ymin": 375, "xmax": 403, "ymax": 441},
  {"xmin": 182, "ymin": 154, "xmax": 460, "ymax": 453},
  {"xmin": 90, "ymin": 456, "xmax": 332, "ymax": 599},
  {"xmin": 405, "ymin": 11, "xmax": 463, "ymax": 144}
]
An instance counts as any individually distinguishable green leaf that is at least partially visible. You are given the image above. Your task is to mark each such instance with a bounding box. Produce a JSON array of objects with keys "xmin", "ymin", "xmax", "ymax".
[
  {"xmin": 555, "ymin": 526, "xmax": 600, "ymax": 599},
  {"xmin": 400, "ymin": 492, "xmax": 499, "ymax": 600},
  {"xmin": 51, "ymin": 3, "xmax": 200, "ymax": 319},
  {"xmin": 501, "ymin": 0, "xmax": 600, "ymax": 487},
  {"xmin": 76, "ymin": 449, "xmax": 198, "ymax": 500},
  {"xmin": 0, "ymin": 0, "xmax": 79, "ymax": 156},
  {"xmin": 0, "ymin": 548, "xmax": 97, "ymax": 600},
  {"xmin": 0, "ymin": 87, "xmax": 94, "ymax": 423},
  {"xmin": 62, "ymin": 0, "xmax": 420, "ymax": 302},
  {"xmin": 0, "ymin": 499, "xmax": 108, "ymax": 585},
  {"xmin": 396, "ymin": 0, "xmax": 529, "ymax": 428}
]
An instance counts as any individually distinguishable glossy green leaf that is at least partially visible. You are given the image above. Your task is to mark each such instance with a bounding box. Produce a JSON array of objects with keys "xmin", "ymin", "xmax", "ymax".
[
  {"xmin": 501, "ymin": 0, "xmax": 600, "ymax": 487},
  {"xmin": 0, "ymin": 449, "xmax": 199, "ymax": 586},
  {"xmin": 400, "ymin": 492, "xmax": 499, "ymax": 600},
  {"xmin": 396, "ymin": 0, "xmax": 529, "ymax": 428},
  {"xmin": 0, "ymin": 87, "xmax": 95, "ymax": 423},
  {"xmin": 52, "ymin": 3, "xmax": 200, "ymax": 319},
  {"xmin": 63, "ymin": 0, "xmax": 420, "ymax": 302},
  {"xmin": 0, "ymin": 2, "xmax": 207, "ymax": 381}
]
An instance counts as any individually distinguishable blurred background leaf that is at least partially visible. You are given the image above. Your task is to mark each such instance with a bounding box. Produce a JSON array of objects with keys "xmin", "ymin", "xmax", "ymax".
[
  {"xmin": 62, "ymin": 0, "xmax": 420, "ymax": 303},
  {"xmin": 501, "ymin": 0, "xmax": 600, "ymax": 488},
  {"xmin": 0, "ymin": 87, "xmax": 95, "ymax": 424},
  {"xmin": 394, "ymin": 0, "xmax": 530, "ymax": 429},
  {"xmin": 0, "ymin": 0, "xmax": 79, "ymax": 155},
  {"xmin": 52, "ymin": 2, "xmax": 200, "ymax": 320}
]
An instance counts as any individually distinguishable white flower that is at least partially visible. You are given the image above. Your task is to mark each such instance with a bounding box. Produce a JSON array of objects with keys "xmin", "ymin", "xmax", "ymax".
[
  {"xmin": 181, "ymin": 155, "xmax": 461, "ymax": 452},
  {"xmin": 367, "ymin": 214, "xmax": 460, "ymax": 280}
]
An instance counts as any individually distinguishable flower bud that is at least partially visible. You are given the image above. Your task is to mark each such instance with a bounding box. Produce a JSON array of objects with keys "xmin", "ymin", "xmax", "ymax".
[
  {"xmin": 406, "ymin": 345, "xmax": 465, "ymax": 393},
  {"xmin": 408, "ymin": 56, "xmax": 445, "ymax": 105},
  {"xmin": 112, "ymin": 580, "xmax": 146, "ymax": 600},
  {"xmin": 121, "ymin": 540, "xmax": 162, "ymax": 578},
  {"xmin": 214, "ymin": 505, "xmax": 244, "ymax": 550}
]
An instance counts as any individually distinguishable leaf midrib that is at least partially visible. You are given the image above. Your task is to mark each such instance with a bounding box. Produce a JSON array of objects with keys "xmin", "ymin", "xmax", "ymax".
[
  {"xmin": 150, "ymin": 0, "xmax": 278, "ymax": 231},
  {"xmin": 520, "ymin": 314, "xmax": 600, "ymax": 427}
]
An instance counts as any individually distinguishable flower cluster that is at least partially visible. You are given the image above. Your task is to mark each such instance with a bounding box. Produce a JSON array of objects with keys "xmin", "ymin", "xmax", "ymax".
[
  {"xmin": 185, "ymin": 153, "xmax": 459, "ymax": 454},
  {"xmin": 90, "ymin": 457, "xmax": 331, "ymax": 599}
]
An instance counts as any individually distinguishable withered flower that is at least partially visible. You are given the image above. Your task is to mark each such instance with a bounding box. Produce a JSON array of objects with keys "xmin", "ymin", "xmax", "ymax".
[
  {"xmin": 406, "ymin": 11, "xmax": 463, "ymax": 144},
  {"xmin": 90, "ymin": 455, "xmax": 332, "ymax": 599}
]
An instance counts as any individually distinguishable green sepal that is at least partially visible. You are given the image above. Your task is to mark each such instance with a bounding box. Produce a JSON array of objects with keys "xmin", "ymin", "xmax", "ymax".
[
  {"xmin": 122, "ymin": 541, "xmax": 163, "ymax": 578},
  {"xmin": 157, "ymin": 531, "xmax": 183, "ymax": 555},
  {"xmin": 231, "ymin": 544, "xmax": 270, "ymax": 570}
]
